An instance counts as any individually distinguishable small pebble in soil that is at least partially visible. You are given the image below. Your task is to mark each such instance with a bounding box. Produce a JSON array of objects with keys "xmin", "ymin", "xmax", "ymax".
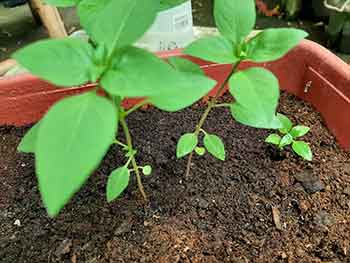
[
  {"xmin": 294, "ymin": 170, "xmax": 325, "ymax": 194},
  {"xmin": 314, "ymin": 211, "xmax": 336, "ymax": 227},
  {"xmin": 13, "ymin": 219, "xmax": 21, "ymax": 227},
  {"xmin": 55, "ymin": 239, "xmax": 72, "ymax": 257},
  {"xmin": 343, "ymin": 186, "xmax": 350, "ymax": 196}
]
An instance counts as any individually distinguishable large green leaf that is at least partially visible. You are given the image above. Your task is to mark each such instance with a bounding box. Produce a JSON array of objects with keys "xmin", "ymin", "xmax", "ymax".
[
  {"xmin": 13, "ymin": 39, "xmax": 94, "ymax": 87},
  {"xmin": 36, "ymin": 92, "xmax": 117, "ymax": 217},
  {"xmin": 106, "ymin": 167, "xmax": 130, "ymax": 202},
  {"xmin": 44, "ymin": 0, "xmax": 78, "ymax": 7},
  {"xmin": 78, "ymin": 0, "xmax": 158, "ymax": 50},
  {"xmin": 176, "ymin": 133, "xmax": 198, "ymax": 158},
  {"xmin": 247, "ymin": 28, "xmax": 308, "ymax": 62},
  {"xmin": 229, "ymin": 67, "xmax": 281, "ymax": 129},
  {"xmin": 214, "ymin": 0, "xmax": 256, "ymax": 44},
  {"xmin": 101, "ymin": 47, "xmax": 179, "ymax": 97},
  {"xmin": 150, "ymin": 57, "xmax": 217, "ymax": 112},
  {"xmin": 184, "ymin": 36, "xmax": 239, "ymax": 64},
  {"xmin": 168, "ymin": 57, "xmax": 204, "ymax": 75},
  {"xmin": 203, "ymin": 133, "xmax": 225, "ymax": 161},
  {"xmin": 18, "ymin": 122, "xmax": 41, "ymax": 153}
]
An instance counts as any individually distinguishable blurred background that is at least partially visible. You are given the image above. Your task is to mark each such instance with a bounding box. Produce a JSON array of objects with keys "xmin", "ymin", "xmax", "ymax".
[{"xmin": 1, "ymin": 0, "xmax": 350, "ymax": 62}]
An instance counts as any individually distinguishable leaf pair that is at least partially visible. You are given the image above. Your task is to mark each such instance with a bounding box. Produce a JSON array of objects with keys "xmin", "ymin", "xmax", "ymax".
[
  {"xmin": 19, "ymin": 92, "xmax": 117, "ymax": 217},
  {"xmin": 185, "ymin": 0, "xmax": 307, "ymax": 64},
  {"xmin": 177, "ymin": 132, "xmax": 225, "ymax": 161}
]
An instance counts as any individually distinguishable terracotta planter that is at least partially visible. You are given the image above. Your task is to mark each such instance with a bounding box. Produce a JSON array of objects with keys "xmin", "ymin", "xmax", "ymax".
[{"xmin": 0, "ymin": 39, "xmax": 349, "ymax": 150}]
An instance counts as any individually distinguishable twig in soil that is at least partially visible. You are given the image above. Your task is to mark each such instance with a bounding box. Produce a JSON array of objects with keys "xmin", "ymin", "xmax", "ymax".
[
  {"xmin": 272, "ymin": 206, "xmax": 283, "ymax": 231},
  {"xmin": 185, "ymin": 61, "xmax": 242, "ymax": 178}
]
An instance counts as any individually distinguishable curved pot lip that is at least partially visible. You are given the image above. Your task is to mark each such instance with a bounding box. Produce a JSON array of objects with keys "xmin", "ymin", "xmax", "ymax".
[{"xmin": 1, "ymin": 39, "xmax": 349, "ymax": 83}]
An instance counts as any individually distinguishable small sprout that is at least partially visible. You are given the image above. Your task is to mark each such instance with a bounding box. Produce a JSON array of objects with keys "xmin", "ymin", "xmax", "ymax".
[
  {"xmin": 195, "ymin": 146, "xmax": 206, "ymax": 156},
  {"xmin": 266, "ymin": 114, "xmax": 312, "ymax": 161},
  {"xmin": 142, "ymin": 165, "xmax": 152, "ymax": 176},
  {"xmin": 176, "ymin": 133, "xmax": 198, "ymax": 158}
]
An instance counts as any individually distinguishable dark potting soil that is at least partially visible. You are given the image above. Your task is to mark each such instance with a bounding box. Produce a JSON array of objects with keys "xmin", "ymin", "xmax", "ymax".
[{"xmin": 0, "ymin": 92, "xmax": 349, "ymax": 263}]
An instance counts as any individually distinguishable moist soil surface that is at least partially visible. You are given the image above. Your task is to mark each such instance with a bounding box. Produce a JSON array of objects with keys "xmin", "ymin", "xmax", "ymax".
[{"xmin": 0, "ymin": 92, "xmax": 349, "ymax": 263}]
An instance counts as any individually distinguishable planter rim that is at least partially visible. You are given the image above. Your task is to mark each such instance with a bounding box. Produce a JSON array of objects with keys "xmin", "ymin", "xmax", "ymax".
[{"xmin": 0, "ymin": 39, "xmax": 349, "ymax": 151}]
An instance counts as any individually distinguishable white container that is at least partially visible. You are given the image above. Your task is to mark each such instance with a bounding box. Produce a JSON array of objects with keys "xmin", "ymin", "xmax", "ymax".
[{"xmin": 136, "ymin": 1, "xmax": 194, "ymax": 52}]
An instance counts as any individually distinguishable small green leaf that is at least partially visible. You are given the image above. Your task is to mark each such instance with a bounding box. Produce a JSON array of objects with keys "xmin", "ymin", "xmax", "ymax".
[
  {"xmin": 176, "ymin": 133, "xmax": 198, "ymax": 158},
  {"xmin": 18, "ymin": 122, "xmax": 40, "ymax": 153},
  {"xmin": 184, "ymin": 36, "xmax": 239, "ymax": 64},
  {"xmin": 229, "ymin": 67, "xmax": 281, "ymax": 129},
  {"xmin": 214, "ymin": 0, "xmax": 256, "ymax": 44},
  {"xmin": 44, "ymin": 0, "xmax": 78, "ymax": 7},
  {"xmin": 277, "ymin": 113, "xmax": 293, "ymax": 134},
  {"xmin": 195, "ymin": 146, "xmax": 206, "ymax": 156},
  {"xmin": 13, "ymin": 39, "xmax": 94, "ymax": 87},
  {"xmin": 292, "ymin": 141, "xmax": 313, "ymax": 161},
  {"xmin": 279, "ymin": 134, "xmax": 293, "ymax": 148},
  {"xmin": 247, "ymin": 28, "xmax": 308, "ymax": 62},
  {"xmin": 107, "ymin": 167, "xmax": 130, "ymax": 202},
  {"xmin": 78, "ymin": 0, "xmax": 158, "ymax": 50},
  {"xmin": 101, "ymin": 47, "xmax": 179, "ymax": 97},
  {"xmin": 290, "ymin": 126, "xmax": 310, "ymax": 138},
  {"xmin": 142, "ymin": 165, "xmax": 152, "ymax": 176},
  {"xmin": 203, "ymin": 134, "xmax": 225, "ymax": 161},
  {"xmin": 36, "ymin": 92, "xmax": 117, "ymax": 217},
  {"xmin": 265, "ymin": 134, "xmax": 281, "ymax": 145}
]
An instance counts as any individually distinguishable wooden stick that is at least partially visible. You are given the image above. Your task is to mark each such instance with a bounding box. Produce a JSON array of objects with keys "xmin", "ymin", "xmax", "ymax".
[{"xmin": 29, "ymin": 0, "xmax": 68, "ymax": 38}]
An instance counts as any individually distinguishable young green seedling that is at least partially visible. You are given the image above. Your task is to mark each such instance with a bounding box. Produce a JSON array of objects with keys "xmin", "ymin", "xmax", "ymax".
[
  {"xmin": 15, "ymin": 0, "xmax": 216, "ymax": 217},
  {"xmin": 265, "ymin": 114, "xmax": 313, "ymax": 161},
  {"xmin": 177, "ymin": 0, "xmax": 309, "ymax": 176}
]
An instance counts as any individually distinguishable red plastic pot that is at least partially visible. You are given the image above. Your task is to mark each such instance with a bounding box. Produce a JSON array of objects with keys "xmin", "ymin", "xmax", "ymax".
[{"xmin": 0, "ymin": 40, "xmax": 349, "ymax": 150}]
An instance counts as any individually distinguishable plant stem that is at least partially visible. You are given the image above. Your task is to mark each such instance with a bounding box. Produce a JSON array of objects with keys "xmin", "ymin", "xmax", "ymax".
[
  {"xmin": 123, "ymin": 99, "xmax": 149, "ymax": 117},
  {"xmin": 185, "ymin": 61, "xmax": 241, "ymax": 178},
  {"xmin": 120, "ymin": 114, "xmax": 148, "ymax": 202}
]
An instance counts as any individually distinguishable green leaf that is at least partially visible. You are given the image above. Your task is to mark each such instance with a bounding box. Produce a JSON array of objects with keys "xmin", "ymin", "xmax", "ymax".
[
  {"xmin": 195, "ymin": 146, "xmax": 206, "ymax": 156},
  {"xmin": 18, "ymin": 122, "xmax": 40, "ymax": 153},
  {"xmin": 277, "ymin": 113, "xmax": 293, "ymax": 134},
  {"xmin": 265, "ymin": 134, "xmax": 281, "ymax": 145},
  {"xmin": 142, "ymin": 165, "xmax": 152, "ymax": 176},
  {"xmin": 78, "ymin": 0, "xmax": 158, "ymax": 50},
  {"xmin": 44, "ymin": 0, "xmax": 78, "ymax": 7},
  {"xmin": 106, "ymin": 167, "xmax": 130, "ymax": 202},
  {"xmin": 149, "ymin": 66, "xmax": 217, "ymax": 112},
  {"xmin": 36, "ymin": 92, "xmax": 117, "ymax": 217},
  {"xmin": 101, "ymin": 47, "xmax": 216, "ymax": 112},
  {"xmin": 214, "ymin": 0, "xmax": 256, "ymax": 44},
  {"xmin": 292, "ymin": 141, "xmax": 313, "ymax": 161},
  {"xmin": 229, "ymin": 67, "xmax": 281, "ymax": 129},
  {"xmin": 279, "ymin": 134, "xmax": 293, "ymax": 148},
  {"xmin": 203, "ymin": 134, "xmax": 225, "ymax": 161},
  {"xmin": 247, "ymin": 28, "xmax": 308, "ymax": 62},
  {"xmin": 101, "ymin": 47, "xmax": 179, "ymax": 97},
  {"xmin": 290, "ymin": 125, "xmax": 310, "ymax": 138},
  {"xmin": 168, "ymin": 57, "xmax": 204, "ymax": 75},
  {"xmin": 184, "ymin": 36, "xmax": 239, "ymax": 64},
  {"xmin": 176, "ymin": 133, "xmax": 198, "ymax": 158},
  {"xmin": 13, "ymin": 39, "xmax": 94, "ymax": 87}
]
